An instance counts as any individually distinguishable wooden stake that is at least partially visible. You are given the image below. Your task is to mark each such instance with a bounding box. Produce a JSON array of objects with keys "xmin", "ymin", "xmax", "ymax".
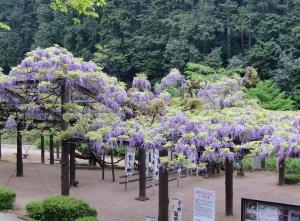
[
  {"xmin": 158, "ymin": 149, "xmax": 169, "ymax": 221},
  {"xmin": 40, "ymin": 133, "xmax": 45, "ymax": 164},
  {"xmin": 136, "ymin": 147, "xmax": 149, "ymax": 201},
  {"xmin": 225, "ymin": 159, "xmax": 233, "ymax": 216},
  {"xmin": 69, "ymin": 142, "xmax": 77, "ymax": 187},
  {"xmin": 16, "ymin": 122, "xmax": 23, "ymax": 177},
  {"xmin": 49, "ymin": 134, "xmax": 54, "ymax": 165},
  {"xmin": 61, "ymin": 80, "xmax": 70, "ymax": 196},
  {"xmin": 278, "ymin": 157, "xmax": 285, "ymax": 185}
]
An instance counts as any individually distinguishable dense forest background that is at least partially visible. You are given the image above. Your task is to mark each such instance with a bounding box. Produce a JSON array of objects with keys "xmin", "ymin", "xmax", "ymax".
[{"xmin": 0, "ymin": 0, "xmax": 300, "ymax": 105}]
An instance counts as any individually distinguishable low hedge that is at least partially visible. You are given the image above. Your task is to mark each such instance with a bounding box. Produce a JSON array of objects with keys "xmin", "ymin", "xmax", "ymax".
[
  {"xmin": 26, "ymin": 196, "xmax": 97, "ymax": 221},
  {"xmin": 75, "ymin": 217, "xmax": 99, "ymax": 221},
  {"xmin": 284, "ymin": 174, "xmax": 300, "ymax": 185},
  {"xmin": 0, "ymin": 186, "xmax": 16, "ymax": 211},
  {"xmin": 26, "ymin": 200, "xmax": 44, "ymax": 220}
]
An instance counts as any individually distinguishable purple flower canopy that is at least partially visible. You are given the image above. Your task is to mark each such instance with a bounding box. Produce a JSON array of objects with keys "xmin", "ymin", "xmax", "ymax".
[
  {"xmin": 3, "ymin": 46, "xmax": 300, "ymax": 171},
  {"xmin": 0, "ymin": 46, "xmax": 129, "ymax": 130}
]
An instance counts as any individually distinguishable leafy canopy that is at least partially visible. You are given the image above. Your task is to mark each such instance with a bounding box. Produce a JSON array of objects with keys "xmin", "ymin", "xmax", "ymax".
[
  {"xmin": 246, "ymin": 80, "xmax": 295, "ymax": 111},
  {"xmin": 0, "ymin": 22, "xmax": 10, "ymax": 31},
  {"xmin": 50, "ymin": 0, "xmax": 105, "ymax": 17}
]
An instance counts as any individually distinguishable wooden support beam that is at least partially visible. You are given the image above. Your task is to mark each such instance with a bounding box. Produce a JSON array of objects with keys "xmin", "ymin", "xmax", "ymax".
[
  {"xmin": 0, "ymin": 133, "xmax": 2, "ymax": 159},
  {"xmin": 69, "ymin": 143, "xmax": 77, "ymax": 187},
  {"xmin": 135, "ymin": 147, "xmax": 149, "ymax": 201},
  {"xmin": 16, "ymin": 122, "xmax": 23, "ymax": 177},
  {"xmin": 111, "ymin": 153, "xmax": 115, "ymax": 182},
  {"xmin": 278, "ymin": 158, "xmax": 285, "ymax": 185},
  {"xmin": 49, "ymin": 134, "xmax": 54, "ymax": 165},
  {"xmin": 158, "ymin": 149, "xmax": 169, "ymax": 221},
  {"xmin": 74, "ymin": 85, "xmax": 98, "ymax": 100},
  {"xmin": 41, "ymin": 133, "xmax": 45, "ymax": 164},
  {"xmin": 61, "ymin": 80, "xmax": 70, "ymax": 196},
  {"xmin": 225, "ymin": 159, "xmax": 233, "ymax": 216}
]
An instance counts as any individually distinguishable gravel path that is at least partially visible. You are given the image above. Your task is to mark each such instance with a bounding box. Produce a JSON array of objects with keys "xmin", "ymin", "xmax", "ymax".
[{"xmin": 1, "ymin": 160, "xmax": 300, "ymax": 221}]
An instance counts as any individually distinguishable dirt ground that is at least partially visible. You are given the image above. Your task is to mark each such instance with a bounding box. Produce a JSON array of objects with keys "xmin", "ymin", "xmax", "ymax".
[{"xmin": 1, "ymin": 145, "xmax": 300, "ymax": 221}]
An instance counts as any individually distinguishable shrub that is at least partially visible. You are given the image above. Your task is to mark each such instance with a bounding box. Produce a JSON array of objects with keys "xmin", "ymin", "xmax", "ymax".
[
  {"xmin": 241, "ymin": 157, "xmax": 253, "ymax": 171},
  {"xmin": 246, "ymin": 80, "xmax": 295, "ymax": 110},
  {"xmin": 75, "ymin": 217, "xmax": 99, "ymax": 221},
  {"xmin": 266, "ymin": 157, "xmax": 277, "ymax": 170},
  {"xmin": 26, "ymin": 196, "xmax": 97, "ymax": 221},
  {"xmin": 286, "ymin": 158, "xmax": 300, "ymax": 174},
  {"xmin": 26, "ymin": 200, "xmax": 44, "ymax": 220},
  {"xmin": 0, "ymin": 186, "xmax": 16, "ymax": 210},
  {"xmin": 284, "ymin": 174, "xmax": 300, "ymax": 185}
]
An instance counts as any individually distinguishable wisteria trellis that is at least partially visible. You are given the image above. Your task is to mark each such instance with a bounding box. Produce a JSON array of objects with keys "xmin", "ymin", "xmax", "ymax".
[{"xmin": 1, "ymin": 46, "xmax": 300, "ymax": 220}]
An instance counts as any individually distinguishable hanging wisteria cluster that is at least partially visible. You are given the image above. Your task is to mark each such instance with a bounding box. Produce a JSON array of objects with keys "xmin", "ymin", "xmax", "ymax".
[{"xmin": 2, "ymin": 46, "xmax": 300, "ymax": 173}]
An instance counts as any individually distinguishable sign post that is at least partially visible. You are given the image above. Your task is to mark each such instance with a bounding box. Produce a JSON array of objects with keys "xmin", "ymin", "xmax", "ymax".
[
  {"xmin": 194, "ymin": 187, "xmax": 216, "ymax": 221},
  {"xmin": 145, "ymin": 216, "xmax": 156, "ymax": 221},
  {"xmin": 241, "ymin": 198, "xmax": 300, "ymax": 221},
  {"xmin": 125, "ymin": 147, "xmax": 135, "ymax": 177},
  {"xmin": 171, "ymin": 197, "xmax": 183, "ymax": 221}
]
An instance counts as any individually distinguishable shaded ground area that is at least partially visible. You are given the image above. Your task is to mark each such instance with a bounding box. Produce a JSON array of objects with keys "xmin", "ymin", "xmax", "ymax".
[
  {"xmin": 0, "ymin": 212, "xmax": 23, "ymax": 221},
  {"xmin": 1, "ymin": 160, "xmax": 300, "ymax": 221}
]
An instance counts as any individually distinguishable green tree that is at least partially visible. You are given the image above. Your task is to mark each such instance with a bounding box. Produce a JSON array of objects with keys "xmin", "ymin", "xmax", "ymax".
[
  {"xmin": 246, "ymin": 80, "xmax": 295, "ymax": 110},
  {"xmin": 50, "ymin": 0, "xmax": 105, "ymax": 17}
]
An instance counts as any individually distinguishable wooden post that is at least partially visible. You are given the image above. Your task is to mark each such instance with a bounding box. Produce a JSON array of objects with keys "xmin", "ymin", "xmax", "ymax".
[
  {"xmin": 225, "ymin": 159, "xmax": 233, "ymax": 216},
  {"xmin": 69, "ymin": 142, "xmax": 77, "ymax": 187},
  {"xmin": 16, "ymin": 122, "xmax": 23, "ymax": 177},
  {"xmin": 56, "ymin": 144, "xmax": 60, "ymax": 159},
  {"xmin": 111, "ymin": 153, "xmax": 115, "ymax": 182},
  {"xmin": 206, "ymin": 161, "xmax": 213, "ymax": 177},
  {"xmin": 0, "ymin": 133, "xmax": 2, "ymax": 159},
  {"xmin": 61, "ymin": 80, "xmax": 70, "ymax": 195},
  {"xmin": 40, "ymin": 133, "xmax": 45, "ymax": 164},
  {"xmin": 158, "ymin": 149, "xmax": 169, "ymax": 221},
  {"xmin": 49, "ymin": 134, "xmax": 54, "ymax": 165},
  {"xmin": 278, "ymin": 157, "xmax": 285, "ymax": 185},
  {"xmin": 102, "ymin": 153, "xmax": 105, "ymax": 180},
  {"xmin": 261, "ymin": 158, "xmax": 266, "ymax": 169},
  {"xmin": 136, "ymin": 147, "xmax": 149, "ymax": 201}
]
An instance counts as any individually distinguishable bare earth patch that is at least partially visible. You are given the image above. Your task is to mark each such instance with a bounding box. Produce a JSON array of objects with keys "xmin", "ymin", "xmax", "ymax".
[{"xmin": 1, "ymin": 157, "xmax": 300, "ymax": 221}]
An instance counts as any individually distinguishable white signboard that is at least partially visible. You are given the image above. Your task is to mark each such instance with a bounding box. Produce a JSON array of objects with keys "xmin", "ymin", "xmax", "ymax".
[
  {"xmin": 152, "ymin": 149, "xmax": 159, "ymax": 180},
  {"xmin": 146, "ymin": 149, "xmax": 151, "ymax": 176},
  {"xmin": 171, "ymin": 197, "xmax": 183, "ymax": 221},
  {"xmin": 125, "ymin": 147, "xmax": 135, "ymax": 176},
  {"xmin": 145, "ymin": 216, "xmax": 156, "ymax": 221},
  {"xmin": 194, "ymin": 188, "xmax": 216, "ymax": 221},
  {"xmin": 257, "ymin": 204, "xmax": 279, "ymax": 221},
  {"xmin": 188, "ymin": 151, "xmax": 197, "ymax": 169}
]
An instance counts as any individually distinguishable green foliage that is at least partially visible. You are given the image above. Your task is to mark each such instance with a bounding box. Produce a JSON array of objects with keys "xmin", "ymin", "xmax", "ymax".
[
  {"xmin": 50, "ymin": 0, "xmax": 105, "ymax": 17},
  {"xmin": 26, "ymin": 196, "xmax": 97, "ymax": 221},
  {"xmin": 26, "ymin": 201, "xmax": 44, "ymax": 220},
  {"xmin": 241, "ymin": 156, "xmax": 253, "ymax": 171},
  {"xmin": 286, "ymin": 158, "xmax": 300, "ymax": 174},
  {"xmin": 1, "ymin": 0, "xmax": 300, "ymax": 103},
  {"xmin": 246, "ymin": 80, "xmax": 295, "ymax": 110},
  {"xmin": 284, "ymin": 174, "xmax": 300, "ymax": 185},
  {"xmin": 265, "ymin": 157, "xmax": 277, "ymax": 170},
  {"xmin": 108, "ymin": 147, "xmax": 125, "ymax": 156},
  {"xmin": 0, "ymin": 22, "xmax": 10, "ymax": 30},
  {"xmin": 75, "ymin": 217, "xmax": 99, "ymax": 221},
  {"xmin": 203, "ymin": 47, "xmax": 223, "ymax": 68},
  {"xmin": 0, "ymin": 186, "xmax": 16, "ymax": 211},
  {"xmin": 242, "ymin": 157, "xmax": 300, "ymax": 173},
  {"xmin": 184, "ymin": 63, "xmax": 224, "ymax": 82}
]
